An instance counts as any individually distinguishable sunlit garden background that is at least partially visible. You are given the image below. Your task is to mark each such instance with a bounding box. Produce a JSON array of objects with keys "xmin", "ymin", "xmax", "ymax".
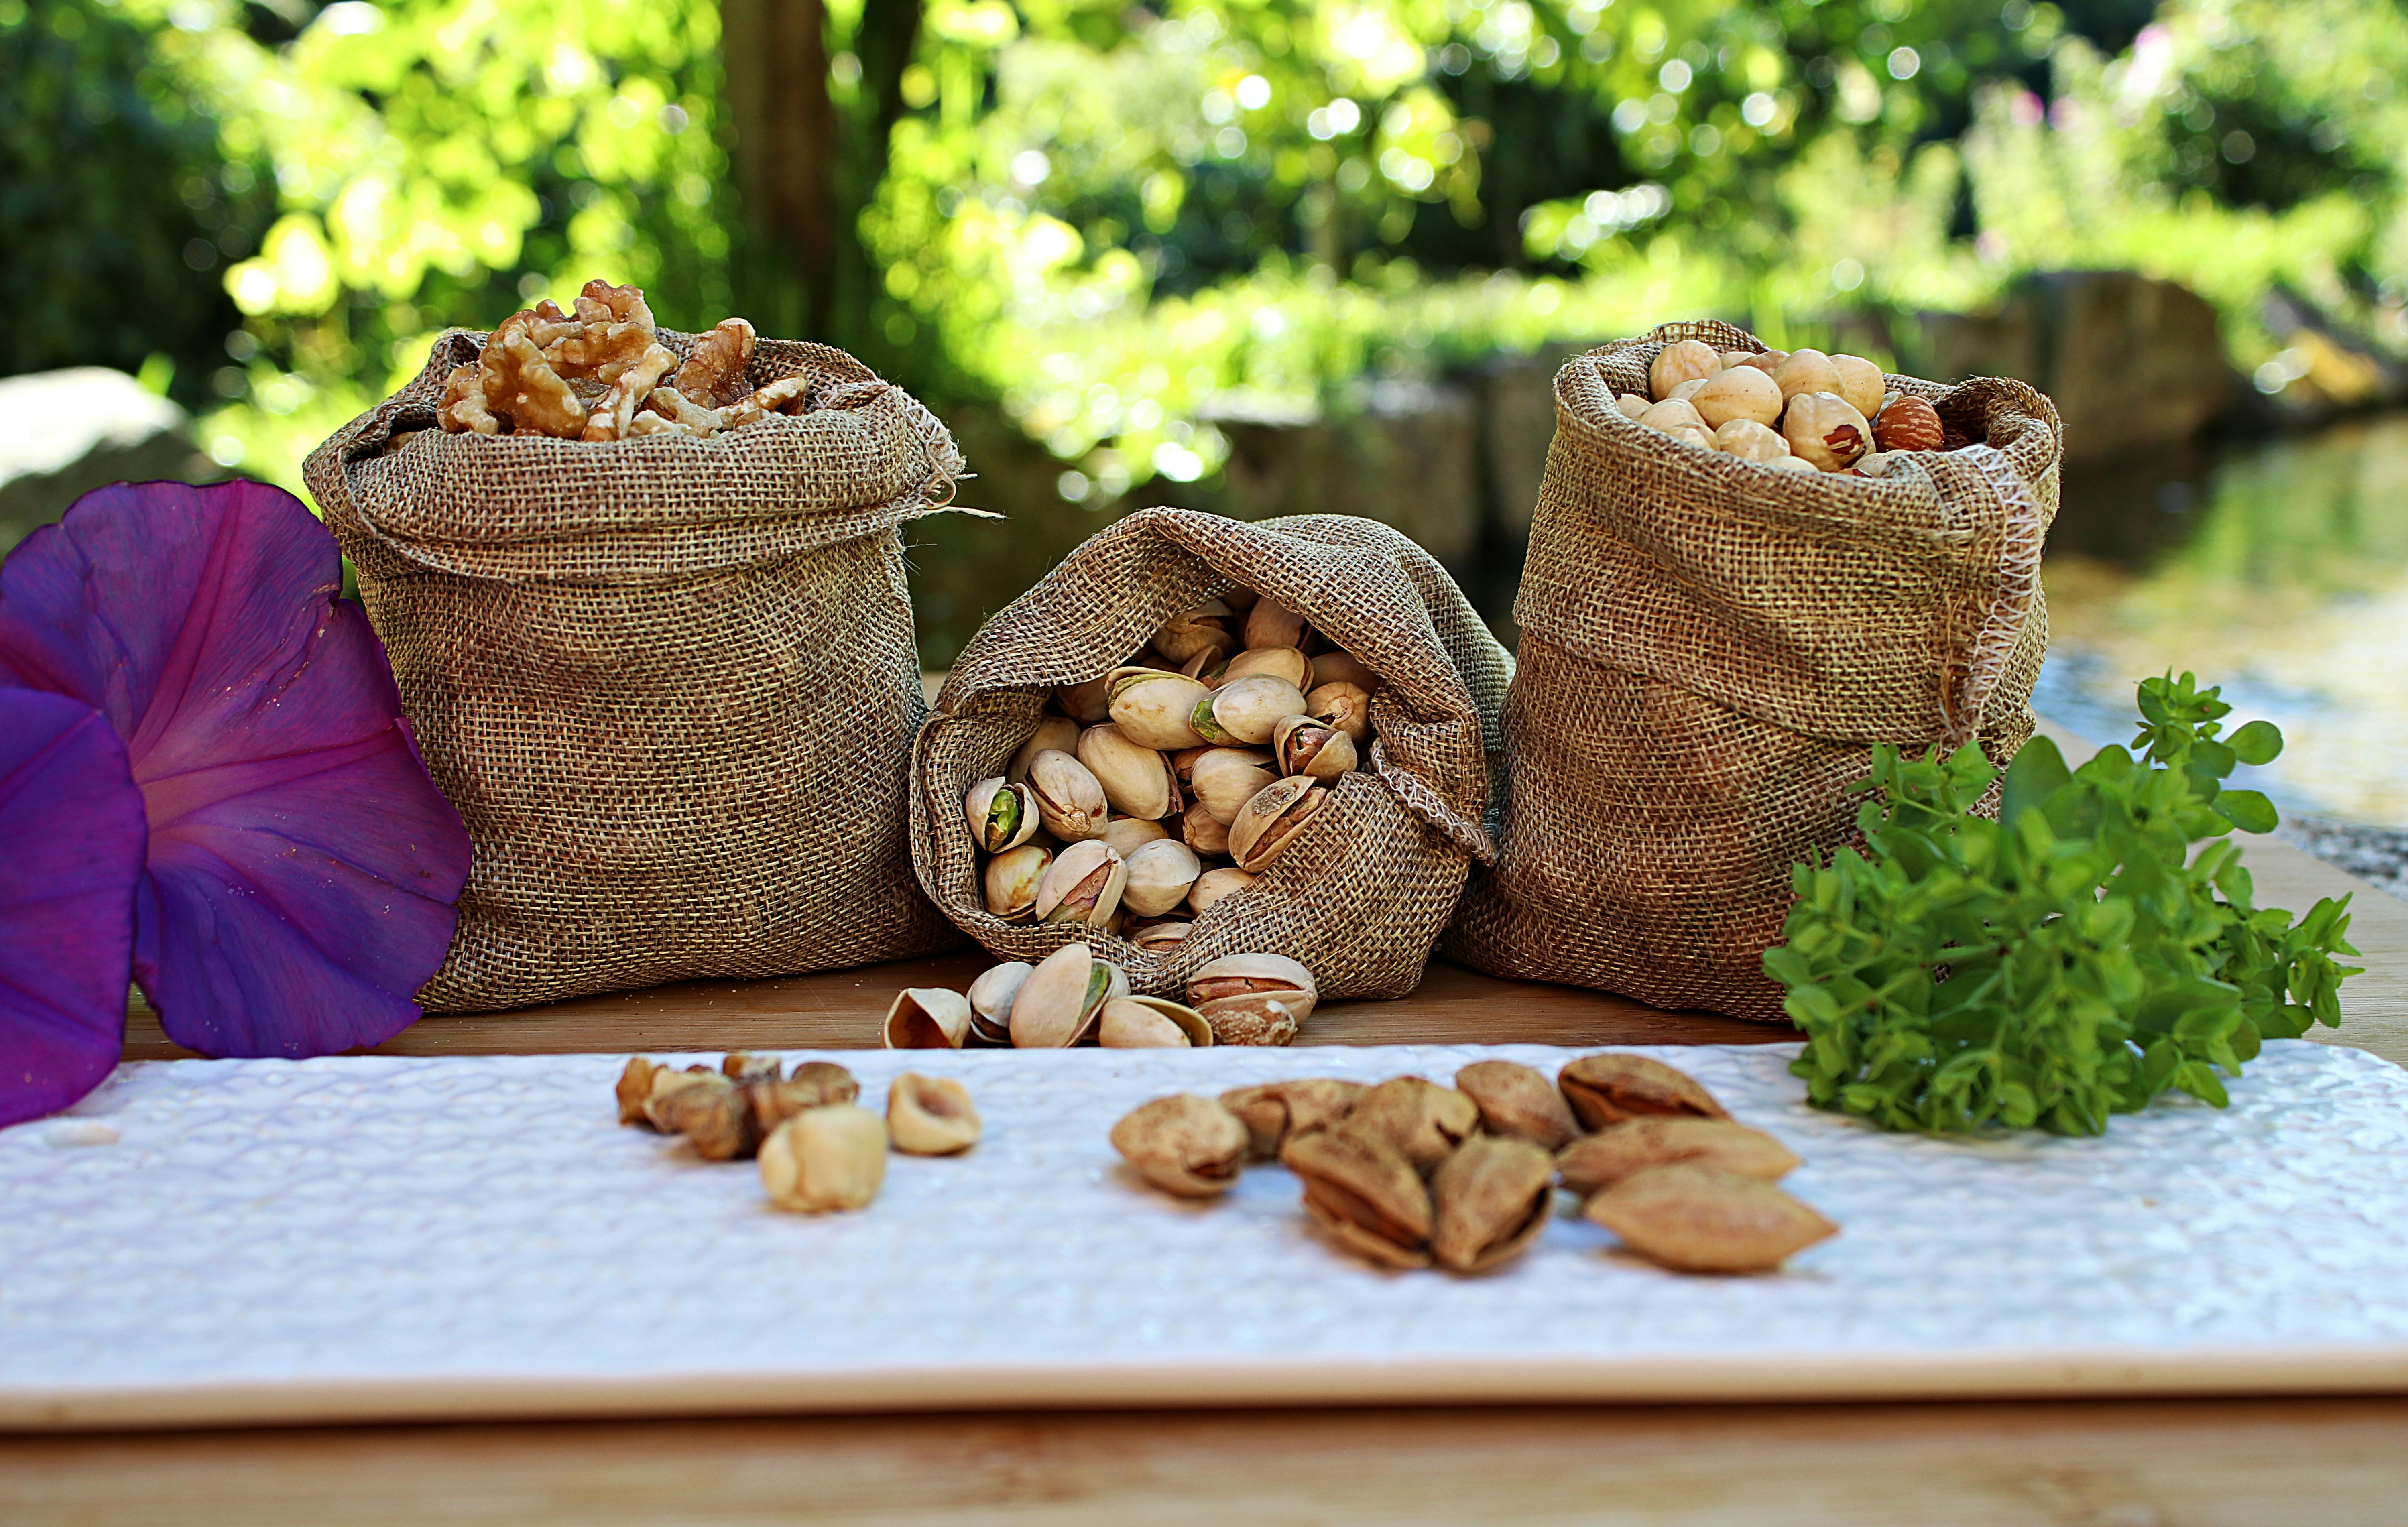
[{"xmin": 4, "ymin": 0, "xmax": 2405, "ymax": 845}]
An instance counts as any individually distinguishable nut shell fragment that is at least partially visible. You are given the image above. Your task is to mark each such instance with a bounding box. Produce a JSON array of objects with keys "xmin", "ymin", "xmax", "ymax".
[
  {"xmin": 883, "ymin": 987, "xmax": 972, "ymax": 1050},
  {"xmin": 1556, "ymin": 1117, "xmax": 1800, "ymax": 1196},
  {"xmin": 1281, "ymin": 1125, "xmax": 1432, "ymax": 1269},
  {"xmin": 759, "ymin": 1104, "xmax": 888, "ymax": 1213},
  {"xmin": 1194, "ymin": 991, "xmax": 1302, "ymax": 1046},
  {"xmin": 1583, "ymin": 1163, "xmax": 1836, "ymax": 1273},
  {"xmin": 1098, "ymin": 996, "xmax": 1213, "ymax": 1048},
  {"xmin": 1111, "ymin": 1094, "xmax": 1250, "ymax": 1198},
  {"xmin": 1430, "ymin": 1135, "xmax": 1556, "ymax": 1273},
  {"xmin": 1454, "ymin": 1060, "xmax": 1580, "ymax": 1151},
  {"xmin": 887, "ymin": 1072, "xmax": 982, "ymax": 1155},
  {"xmin": 1557, "ymin": 1053, "xmax": 1730, "ymax": 1129}
]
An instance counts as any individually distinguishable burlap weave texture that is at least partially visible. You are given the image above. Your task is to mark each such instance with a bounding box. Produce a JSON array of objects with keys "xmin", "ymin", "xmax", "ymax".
[
  {"xmin": 913, "ymin": 508, "xmax": 1512, "ymax": 1002},
  {"xmin": 1447, "ymin": 320, "xmax": 2060, "ymax": 1021},
  {"xmin": 305, "ymin": 329, "xmax": 962, "ymax": 1013}
]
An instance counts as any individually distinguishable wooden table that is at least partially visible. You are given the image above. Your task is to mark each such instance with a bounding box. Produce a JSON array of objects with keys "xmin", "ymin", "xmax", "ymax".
[{"xmin": 24, "ymin": 836, "xmax": 2408, "ymax": 1524}]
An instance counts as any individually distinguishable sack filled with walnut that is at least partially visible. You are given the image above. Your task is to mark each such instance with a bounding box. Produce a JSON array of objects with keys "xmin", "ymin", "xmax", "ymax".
[
  {"xmin": 305, "ymin": 282, "xmax": 966, "ymax": 1013},
  {"xmin": 913, "ymin": 508, "xmax": 1512, "ymax": 1009},
  {"xmin": 1446, "ymin": 319, "xmax": 2061, "ymax": 1021}
]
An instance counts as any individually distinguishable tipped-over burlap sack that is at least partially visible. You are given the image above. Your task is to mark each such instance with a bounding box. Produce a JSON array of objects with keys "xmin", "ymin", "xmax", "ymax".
[
  {"xmin": 913, "ymin": 508, "xmax": 1512, "ymax": 1002},
  {"xmin": 305, "ymin": 329, "xmax": 964, "ymax": 1013},
  {"xmin": 1447, "ymin": 320, "xmax": 2060, "ymax": 1021}
]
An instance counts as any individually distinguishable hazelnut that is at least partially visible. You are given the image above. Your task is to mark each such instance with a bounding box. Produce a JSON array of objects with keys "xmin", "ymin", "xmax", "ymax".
[
  {"xmin": 1712, "ymin": 418, "xmax": 1790, "ymax": 462},
  {"xmin": 1690, "ymin": 366, "xmax": 1782, "ymax": 429},
  {"xmin": 1829, "ymin": 354, "xmax": 1886, "ymax": 418},
  {"xmin": 1873, "ymin": 394, "xmax": 1944, "ymax": 453},
  {"xmin": 1615, "ymin": 393, "xmax": 1651, "ymax": 420},
  {"xmin": 1736, "ymin": 349, "xmax": 1789, "ymax": 374},
  {"xmin": 1635, "ymin": 399, "xmax": 1706, "ymax": 435},
  {"xmin": 1781, "ymin": 392, "xmax": 1871, "ymax": 472},
  {"xmin": 1770, "ymin": 348, "xmax": 1841, "ymax": 405},
  {"xmin": 1668, "ymin": 376, "xmax": 1712, "ymax": 403},
  {"xmin": 1648, "ymin": 339, "xmax": 1722, "ymax": 400}
]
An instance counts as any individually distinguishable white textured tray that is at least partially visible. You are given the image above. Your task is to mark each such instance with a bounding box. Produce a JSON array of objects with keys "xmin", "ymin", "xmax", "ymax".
[{"xmin": 6, "ymin": 1041, "xmax": 2408, "ymax": 1428}]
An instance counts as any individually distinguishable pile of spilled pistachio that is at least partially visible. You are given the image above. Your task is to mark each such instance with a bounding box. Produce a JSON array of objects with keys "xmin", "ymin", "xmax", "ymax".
[
  {"xmin": 1111, "ymin": 1053, "xmax": 1835, "ymax": 1275},
  {"xmin": 887, "ymin": 946, "xmax": 1318, "ymax": 1050},
  {"xmin": 964, "ymin": 591, "xmax": 1379, "ymax": 952},
  {"xmin": 616, "ymin": 1053, "xmax": 981, "ymax": 1213}
]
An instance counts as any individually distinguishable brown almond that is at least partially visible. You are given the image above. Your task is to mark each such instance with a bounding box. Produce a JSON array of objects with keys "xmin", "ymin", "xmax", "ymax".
[
  {"xmin": 1583, "ymin": 1163, "xmax": 1837, "ymax": 1274},
  {"xmin": 1556, "ymin": 1118, "xmax": 1800, "ymax": 1196},
  {"xmin": 1454, "ymin": 1060, "xmax": 1581, "ymax": 1151},
  {"xmin": 1218, "ymin": 1078, "xmax": 1366, "ymax": 1159},
  {"xmin": 1346, "ymin": 1076, "xmax": 1480, "ymax": 1173},
  {"xmin": 1557, "ymin": 1053, "xmax": 1729, "ymax": 1130},
  {"xmin": 1430, "ymin": 1135, "xmax": 1556, "ymax": 1274}
]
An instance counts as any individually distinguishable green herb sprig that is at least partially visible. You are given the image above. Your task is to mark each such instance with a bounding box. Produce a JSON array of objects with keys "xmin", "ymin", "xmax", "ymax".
[{"xmin": 1767, "ymin": 673, "xmax": 2362, "ymax": 1136}]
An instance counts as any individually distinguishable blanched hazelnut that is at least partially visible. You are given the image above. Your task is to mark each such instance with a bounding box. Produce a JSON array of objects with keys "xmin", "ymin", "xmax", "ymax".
[{"xmin": 1648, "ymin": 339, "xmax": 1722, "ymax": 400}]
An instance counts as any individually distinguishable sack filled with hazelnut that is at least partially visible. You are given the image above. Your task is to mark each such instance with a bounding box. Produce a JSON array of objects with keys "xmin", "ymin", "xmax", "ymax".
[
  {"xmin": 1447, "ymin": 319, "xmax": 2061, "ymax": 1021},
  {"xmin": 304, "ymin": 285, "xmax": 968, "ymax": 1011},
  {"xmin": 913, "ymin": 507, "xmax": 1510, "ymax": 1004}
]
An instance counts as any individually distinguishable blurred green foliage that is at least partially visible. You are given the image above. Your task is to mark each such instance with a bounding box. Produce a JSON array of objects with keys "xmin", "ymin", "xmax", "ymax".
[{"xmin": 6, "ymin": 0, "xmax": 2407, "ymax": 495}]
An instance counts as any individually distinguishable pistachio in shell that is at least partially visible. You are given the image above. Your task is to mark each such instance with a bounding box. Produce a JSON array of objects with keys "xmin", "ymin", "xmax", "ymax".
[
  {"xmin": 883, "ymin": 986, "xmax": 972, "ymax": 1049},
  {"xmin": 1243, "ymin": 599, "xmax": 1307, "ymax": 651},
  {"xmin": 1186, "ymin": 952, "xmax": 1318, "ymax": 1019},
  {"xmin": 982, "ymin": 843, "xmax": 1052, "ymax": 922},
  {"xmin": 965, "ymin": 960, "xmax": 1032, "ymax": 1045},
  {"xmin": 1009, "ymin": 941, "xmax": 1117, "ymax": 1048},
  {"xmin": 1555, "ymin": 1117, "xmax": 1800, "ymax": 1196},
  {"xmin": 1057, "ymin": 675, "xmax": 1114, "ymax": 724},
  {"xmin": 1272, "ymin": 713, "xmax": 1357, "ymax": 781},
  {"xmin": 1098, "ymin": 995, "xmax": 1214, "ymax": 1048},
  {"xmin": 964, "ymin": 776, "xmax": 1039, "ymax": 853},
  {"xmin": 1026, "ymin": 748, "xmax": 1110, "ymax": 842},
  {"xmin": 1430, "ymin": 1135, "xmax": 1556, "ymax": 1273},
  {"xmin": 1195, "ymin": 675, "xmax": 1310, "ymax": 747},
  {"xmin": 1153, "ymin": 600, "xmax": 1237, "ymax": 665},
  {"xmin": 1186, "ymin": 866, "xmax": 1257, "ymax": 917},
  {"xmin": 1346, "ymin": 1075, "xmax": 1480, "ymax": 1173},
  {"xmin": 1582, "ymin": 1162, "xmax": 1837, "ymax": 1274},
  {"xmin": 1218, "ymin": 1077, "xmax": 1365, "ymax": 1158},
  {"xmin": 1190, "ymin": 746, "xmax": 1277, "ymax": 825},
  {"xmin": 1195, "ymin": 990, "xmax": 1302, "ymax": 1046},
  {"xmin": 1281, "ymin": 1124, "xmax": 1432, "ymax": 1269},
  {"xmin": 1101, "ymin": 816, "xmax": 1171, "ymax": 857},
  {"xmin": 1226, "ymin": 774, "xmax": 1330, "ymax": 874},
  {"xmin": 1129, "ymin": 919, "xmax": 1194, "ymax": 953},
  {"xmin": 1008, "ymin": 716, "xmax": 1081, "ymax": 783},
  {"xmin": 1076, "ymin": 723, "xmax": 1180, "ymax": 821},
  {"xmin": 887, "ymin": 1072, "xmax": 982, "ymax": 1155},
  {"xmin": 1110, "ymin": 1093, "xmax": 1249, "ymax": 1198},
  {"xmin": 1306, "ymin": 680, "xmax": 1371, "ymax": 746},
  {"xmin": 1454, "ymin": 1059, "xmax": 1581, "ymax": 1151},
  {"xmin": 759, "ymin": 1104, "xmax": 887, "ymax": 1213},
  {"xmin": 1557, "ymin": 1053, "xmax": 1730, "ymax": 1130},
  {"xmin": 1309, "ymin": 649, "xmax": 1381, "ymax": 693},
  {"xmin": 1035, "ymin": 838, "xmax": 1127, "ymax": 927},
  {"xmin": 1121, "ymin": 837, "xmax": 1203, "ymax": 918},
  {"xmin": 1106, "ymin": 667, "xmax": 1212, "ymax": 752},
  {"xmin": 1180, "ymin": 800, "xmax": 1232, "ymax": 856},
  {"xmin": 1222, "ymin": 646, "xmax": 1314, "ymax": 692}
]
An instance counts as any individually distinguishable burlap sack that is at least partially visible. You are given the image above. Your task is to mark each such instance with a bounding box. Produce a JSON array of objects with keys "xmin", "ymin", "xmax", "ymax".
[
  {"xmin": 913, "ymin": 508, "xmax": 1512, "ymax": 1002},
  {"xmin": 305, "ymin": 329, "xmax": 964, "ymax": 1013},
  {"xmin": 1448, "ymin": 320, "xmax": 2060, "ymax": 1021}
]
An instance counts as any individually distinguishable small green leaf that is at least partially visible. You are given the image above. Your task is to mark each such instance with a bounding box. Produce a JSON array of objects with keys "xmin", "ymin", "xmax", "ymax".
[
  {"xmin": 2228, "ymin": 719, "xmax": 2283, "ymax": 766},
  {"xmin": 2001, "ymin": 735, "xmax": 2071, "ymax": 828},
  {"xmin": 2214, "ymin": 789, "xmax": 2280, "ymax": 835}
]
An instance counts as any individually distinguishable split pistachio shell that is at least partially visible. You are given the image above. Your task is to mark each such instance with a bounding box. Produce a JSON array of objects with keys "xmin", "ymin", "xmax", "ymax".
[
  {"xmin": 1186, "ymin": 952, "xmax": 1318, "ymax": 1017},
  {"xmin": 1107, "ymin": 667, "xmax": 1212, "ymax": 751},
  {"xmin": 1346, "ymin": 1076, "xmax": 1480, "ymax": 1172},
  {"xmin": 1009, "ymin": 716, "xmax": 1081, "ymax": 783},
  {"xmin": 1430, "ymin": 1135, "xmax": 1556, "ymax": 1273},
  {"xmin": 1281, "ymin": 1124, "xmax": 1432, "ymax": 1269},
  {"xmin": 1111, "ymin": 1094, "xmax": 1249, "ymax": 1197},
  {"xmin": 1196, "ymin": 675, "xmax": 1310, "ymax": 747},
  {"xmin": 1771, "ymin": 348, "xmax": 1842, "ymax": 404},
  {"xmin": 1558, "ymin": 1053, "xmax": 1730, "ymax": 1130},
  {"xmin": 887, "ymin": 1072, "xmax": 982, "ymax": 1155},
  {"xmin": 1273, "ymin": 713, "xmax": 1357, "ymax": 781},
  {"xmin": 1782, "ymin": 391, "xmax": 1871, "ymax": 472},
  {"xmin": 1035, "ymin": 838, "xmax": 1127, "ymax": 927},
  {"xmin": 1195, "ymin": 990, "xmax": 1302, "ymax": 1046},
  {"xmin": 1057, "ymin": 676, "xmax": 1114, "ymax": 725},
  {"xmin": 1648, "ymin": 338, "xmax": 1722, "ymax": 400},
  {"xmin": 1153, "ymin": 600, "xmax": 1236, "ymax": 665},
  {"xmin": 1222, "ymin": 646, "xmax": 1313, "ymax": 692},
  {"xmin": 1101, "ymin": 817, "xmax": 1171, "ymax": 856},
  {"xmin": 1186, "ymin": 866, "xmax": 1257, "ymax": 917},
  {"xmin": 1077, "ymin": 722, "xmax": 1180, "ymax": 821},
  {"xmin": 1583, "ymin": 1162, "xmax": 1837, "ymax": 1274},
  {"xmin": 1829, "ymin": 353, "xmax": 1886, "ymax": 418},
  {"xmin": 1690, "ymin": 366, "xmax": 1782, "ymax": 429},
  {"xmin": 1121, "ymin": 837, "xmax": 1203, "ymax": 918},
  {"xmin": 759, "ymin": 1104, "xmax": 887, "ymax": 1212},
  {"xmin": 883, "ymin": 986, "xmax": 972, "ymax": 1049},
  {"xmin": 1219, "ymin": 1077, "xmax": 1365, "ymax": 1158},
  {"xmin": 1226, "ymin": 774, "xmax": 1330, "ymax": 873},
  {"xmin": 1190, "ymin": 746, "xmax": 1277, "ymax": 824},
  {"xmin": 983, "ymin": 843, "xmax": 1051, "ymax": 922},
  {"xmin": 1098, "ymin": 996, "xmax": 1213, "ymax": 1048},
  {"xmin": 1009, "ymin": 941, "xmax": 1116, "ymax": 1048},
  {"xmin": 1129, "ymin": 919, "xmax": 1192, "ymax": 953},
  {"xmin": 1306, "ymin": 681, "xmax": 1371, "ymax": 747},
  {"xmin": 1557, "ymin": 1117, "xmax": 1800, "ymax": 1196},
  {"xmin": 1454, "ymin": 1059, "xmax": 1581, "ymax": 1151},
  {"xmin": 1243, "ymin": 600, "xmax": 1306, "ymax": 650},
  {"xmin": 1027, "ymin": 749, "xmax": 1110, "ymax": 842},
  {"xmin": 1307, "ymin": 650, "xmax": 1380, "ymax": 693},
  {"xmin": 1180, "ymin": 800, "xmax": 1232, "ymax": 856},
  {"xmin": 966, "ymin": 960, "xmax": 1032, "ymax": 1045},
  {"xmin": 964, "ymin": 777, "xmax": 1039, "ymax": 853}
]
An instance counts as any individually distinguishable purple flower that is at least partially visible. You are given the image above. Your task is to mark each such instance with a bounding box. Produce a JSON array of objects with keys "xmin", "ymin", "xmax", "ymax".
[
  {"xmin": 0, "ymin": 690, "xmax": 149, "ymax": 1127},
  {"xmin": 0, "ymin": 480, "xmax": 472, "ymax": 1065}
]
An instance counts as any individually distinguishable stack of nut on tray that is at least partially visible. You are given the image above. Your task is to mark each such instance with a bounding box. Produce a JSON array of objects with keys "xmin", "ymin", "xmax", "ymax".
[
  {"xmin": 962, "ymin": 591, "xmax": 1378, "ymax": 960},
  {"xmin": 887, "ymin": 945, "xmax": 1318, "ymax": 1050}
]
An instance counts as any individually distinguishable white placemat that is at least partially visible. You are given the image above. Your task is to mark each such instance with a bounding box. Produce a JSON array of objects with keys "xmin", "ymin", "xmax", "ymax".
[{"xmin": 6, "ymin": 1040, "xmax": 2407, "ymax": 1427}]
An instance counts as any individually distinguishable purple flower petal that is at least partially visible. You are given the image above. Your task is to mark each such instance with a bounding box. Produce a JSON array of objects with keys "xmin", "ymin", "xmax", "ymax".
[
  {"xmin": 0, "ymin": 481, "xmax": 472, "ymax": 1057},
  {"xmin": 0, "ymin": 689, "xmax": 147, "ymax": 1126}
]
